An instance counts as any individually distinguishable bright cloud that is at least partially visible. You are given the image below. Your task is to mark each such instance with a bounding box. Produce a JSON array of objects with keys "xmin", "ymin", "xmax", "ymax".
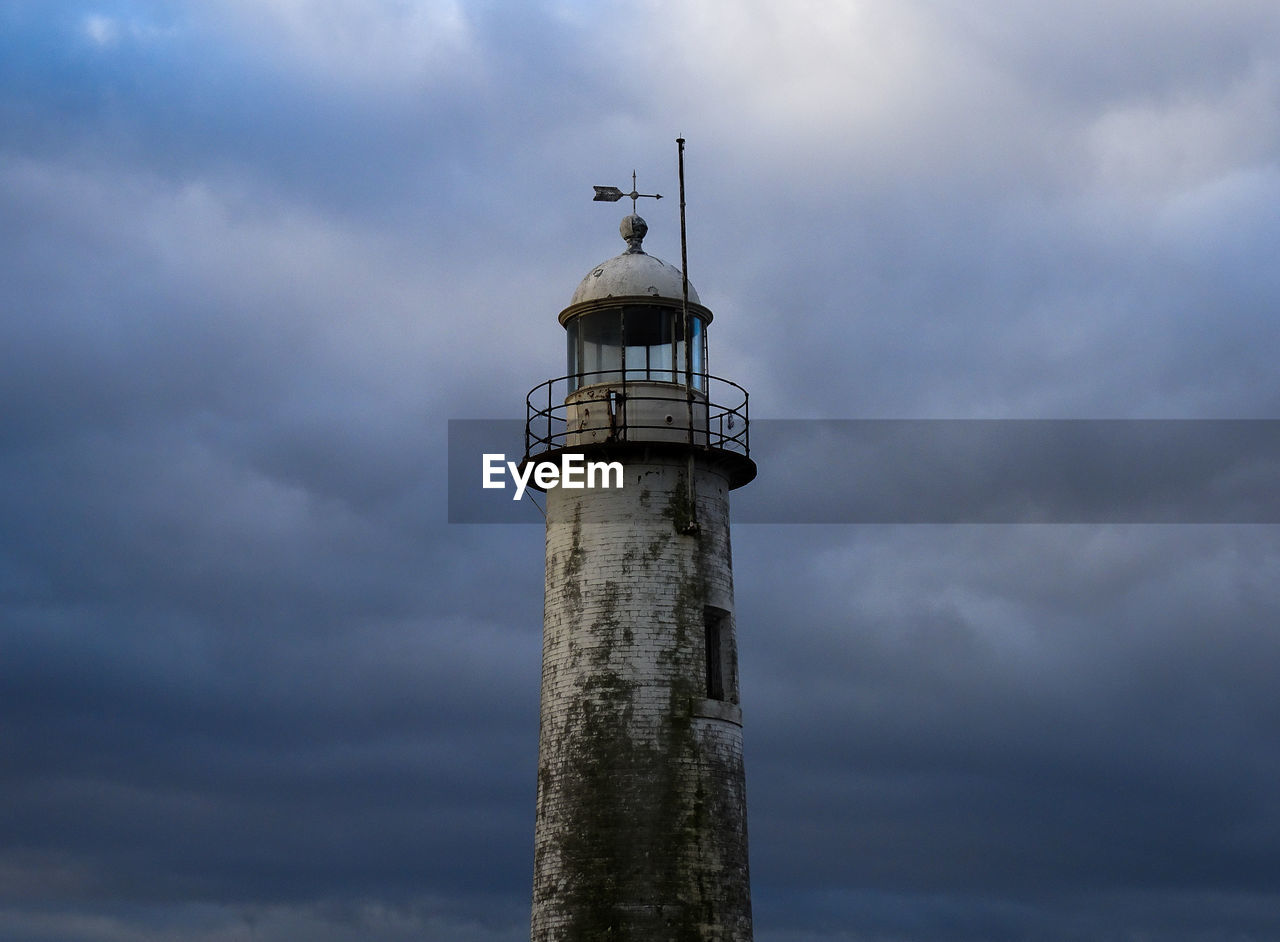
[{"xmin": 212, "ymin": 0, "xmax": 478, "ymax": 86}]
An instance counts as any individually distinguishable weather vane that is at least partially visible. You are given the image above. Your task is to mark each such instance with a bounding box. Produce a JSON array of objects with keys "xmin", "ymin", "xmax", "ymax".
[{"xmin": 592, "ymin": 170, "xmax": 662, "ymax": 213}]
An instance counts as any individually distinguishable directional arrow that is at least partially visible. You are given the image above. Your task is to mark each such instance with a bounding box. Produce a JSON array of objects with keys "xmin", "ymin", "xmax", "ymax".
[{"xmin": 591, "ymin": 172, "xmax": 662, "ymax": 212}]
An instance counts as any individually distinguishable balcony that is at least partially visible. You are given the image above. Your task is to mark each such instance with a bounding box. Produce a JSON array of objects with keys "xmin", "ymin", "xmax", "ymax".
[{"xmin": 524, "ymin": 371, "xmax": 754, "ymax": 487}]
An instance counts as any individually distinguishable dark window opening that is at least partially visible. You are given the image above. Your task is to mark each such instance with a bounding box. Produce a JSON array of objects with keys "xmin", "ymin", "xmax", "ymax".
[{"xmin": 705, "ymin": 608, "xmax": 726, "ymax": 701}]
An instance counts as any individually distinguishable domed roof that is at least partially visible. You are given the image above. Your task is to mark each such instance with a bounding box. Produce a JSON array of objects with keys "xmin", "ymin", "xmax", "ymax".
[{"xmin": 569, "ymin": 214, "xmax": 701, "ymax": 307}]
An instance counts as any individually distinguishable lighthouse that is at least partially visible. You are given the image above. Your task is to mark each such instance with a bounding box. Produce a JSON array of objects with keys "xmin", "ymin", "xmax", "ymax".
[{"xmin": 524, "ymin": 162, "xmax": 756, "ymax": 941}]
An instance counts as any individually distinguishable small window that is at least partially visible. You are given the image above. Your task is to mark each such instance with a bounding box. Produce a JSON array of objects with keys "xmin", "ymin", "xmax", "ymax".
[{"xmin": 704, "ymin": 607, "xmax": 726, "ymax": 701}]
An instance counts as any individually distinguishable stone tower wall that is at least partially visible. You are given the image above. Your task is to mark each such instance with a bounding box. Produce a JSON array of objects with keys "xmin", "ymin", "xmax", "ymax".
[{"xmin": 532, "ymin": 452, "xmax": 752, "ymax": 942}]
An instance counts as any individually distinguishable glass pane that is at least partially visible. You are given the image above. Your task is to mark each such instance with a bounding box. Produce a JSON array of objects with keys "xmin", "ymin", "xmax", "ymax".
[
  {"xmin": 578, "ymin": 312, "xmax": 622, "ymax": 385},
  {"xmin": 583, "ymin": 340, "xmax": 621, "ymax": 384},
  {"xmin": 625, "ymin": 344, "xmax": 647, "ymax": 381},
  {"xmin": 691, "ymin": 317, "xmax": 705, "ymax": 391},
  {"xmin": 621, "ymin": 305, "xmax": 670, "ymax": 347},
  {"xmin": 622, "ymin": 305, "xmax": 675, "ymax": 382},
  {"xmin": 672, "ymin": 314, "xmax": 707, "ymax": 389},
  {"xmin": 566, "ymin": 320, "xmax": 579, "ymax": 390},
  {"xmin": 650, "ymin": 338, "xmax": 673, "ymax": 381}
]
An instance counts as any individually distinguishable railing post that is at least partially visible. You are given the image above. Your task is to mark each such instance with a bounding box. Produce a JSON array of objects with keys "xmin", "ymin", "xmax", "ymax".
[{"xmin": 708, "ymin": 383, "xmax": 714, "ymax": 448}]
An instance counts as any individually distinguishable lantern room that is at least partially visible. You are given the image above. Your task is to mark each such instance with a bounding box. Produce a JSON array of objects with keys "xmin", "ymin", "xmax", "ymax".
[
  {"xmin": 524, "ymin": 210, "xmax": 753, "ymax": 488},
  {"xmin": 559, "ymin": 213, "xmax": 711, "ymax": 391}
]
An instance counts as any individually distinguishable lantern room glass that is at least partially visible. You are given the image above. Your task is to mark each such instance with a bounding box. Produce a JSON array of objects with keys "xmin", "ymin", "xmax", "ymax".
[
  {"xmin": 575, "ymin": 312, "xmax": 621, "ymax": 386},
  {"xmin": 624, "ymin": 305, "xmax": 675, "ymax": 382},
  {"xmin": 567, "ymin": 304, "xmax": 707, "ymax": 392}
]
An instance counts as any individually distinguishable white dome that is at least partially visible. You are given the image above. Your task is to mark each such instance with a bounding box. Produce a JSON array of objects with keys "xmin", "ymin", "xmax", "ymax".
[
  {"xmin": 568, "ymin": 214, "xmax": 700, "ymax": 306},
  {"xmin": 570, "ymin": 252, "xmax": 701, "ymax": 306}
]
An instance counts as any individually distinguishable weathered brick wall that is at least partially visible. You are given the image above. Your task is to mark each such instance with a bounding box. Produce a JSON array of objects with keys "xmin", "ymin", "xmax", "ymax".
[{"xmin": 532, "ymin": 452, "xmax": 752, "ymax": 942}]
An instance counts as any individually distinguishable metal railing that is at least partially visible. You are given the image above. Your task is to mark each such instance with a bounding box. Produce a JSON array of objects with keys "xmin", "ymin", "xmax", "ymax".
[{"xmin": 525, "ymin": 371, "xmax": 750, "ymax": 462}]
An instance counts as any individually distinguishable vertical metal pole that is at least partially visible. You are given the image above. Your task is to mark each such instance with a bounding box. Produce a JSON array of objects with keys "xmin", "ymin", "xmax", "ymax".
[
  {"xmin": 678, "ymin": 138, "xmax": 695, "ymax": 445},
  {"xmin": 678, "ymin": 138, "xmax": 690, "ymax": 360},
  {"xmin": 678, "ymin": 138, "xmax": 699, "ymax": 529}
]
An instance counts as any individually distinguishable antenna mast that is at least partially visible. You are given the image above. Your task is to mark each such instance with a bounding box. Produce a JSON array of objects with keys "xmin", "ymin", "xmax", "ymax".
[{"xmin": 678, "ymin": 137, "xmax": 691, "ymax": 384}]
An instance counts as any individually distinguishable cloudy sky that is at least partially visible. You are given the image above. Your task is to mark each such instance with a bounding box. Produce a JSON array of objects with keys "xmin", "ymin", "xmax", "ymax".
[{"xmin": 4, "ymin": 1, "xmax": 1280, "ymax": 940}]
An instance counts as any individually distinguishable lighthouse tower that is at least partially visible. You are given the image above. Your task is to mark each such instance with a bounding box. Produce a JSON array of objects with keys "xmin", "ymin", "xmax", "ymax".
[{"xmin": 524, "ymin": 195, "xmax": 756, "ymax": 940}]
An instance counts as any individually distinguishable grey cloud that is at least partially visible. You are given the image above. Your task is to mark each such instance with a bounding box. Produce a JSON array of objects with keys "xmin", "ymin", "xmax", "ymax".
[{"xmin": 4, "ymin": 2, "xmax": 1280, "ymax": 941}]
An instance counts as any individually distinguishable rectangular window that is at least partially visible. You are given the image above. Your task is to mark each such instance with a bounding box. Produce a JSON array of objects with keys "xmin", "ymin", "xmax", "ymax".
[{"xmin": 704, "ymin": 608, "xmax": 726, "ymax": 701}]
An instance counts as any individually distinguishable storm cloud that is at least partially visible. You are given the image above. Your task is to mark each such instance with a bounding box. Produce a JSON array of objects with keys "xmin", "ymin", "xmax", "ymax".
[{"xmin": 3, "ymin": 2, "xmax": 1280, "ymax": 940}]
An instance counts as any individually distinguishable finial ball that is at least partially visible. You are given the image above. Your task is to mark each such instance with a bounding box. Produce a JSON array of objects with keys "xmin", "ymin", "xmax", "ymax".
[{"xmin": 620, "ymin": 214, "xmax": 647, "ymax": 253}]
